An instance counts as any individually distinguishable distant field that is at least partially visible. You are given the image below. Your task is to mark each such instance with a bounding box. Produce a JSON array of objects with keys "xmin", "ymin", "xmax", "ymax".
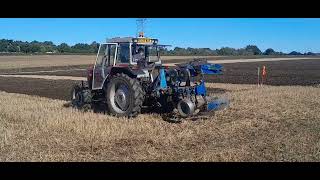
[
  {"xmin": 1, "ymin": 55, "xmax": 318, "ymax": 70},
  {"xmin": 2, "ymin": 59, "xmax": 319, "ymax": 86},
  {"xmin": 0, "ymin": 55, "xmax": 95, "ymax": 69},
  {"xmin": 208, "ymin": 59, "xmax": 320, "ymax": 86},
  {"xmin": 0, "ymin": 55, "xmax": 221, "ymax": 70}
]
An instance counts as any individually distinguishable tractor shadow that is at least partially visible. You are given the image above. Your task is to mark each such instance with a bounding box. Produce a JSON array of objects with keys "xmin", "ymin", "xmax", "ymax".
[
  {"xmin": 63, "ymin": 102, "xmax": 217, "ymax": 123},
  {"xmin": 140, "ymin": 107, "xmax": 184, "ymax": 123},
  {"xmin": 63, "ymin": 103, "xmax": 183, "ymax": 123}
]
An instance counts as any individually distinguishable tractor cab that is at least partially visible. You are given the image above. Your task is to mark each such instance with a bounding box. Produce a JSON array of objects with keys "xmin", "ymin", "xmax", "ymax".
[{"xmin": 91, "ymin": 36, "xmax": 169, "ymax": 90}]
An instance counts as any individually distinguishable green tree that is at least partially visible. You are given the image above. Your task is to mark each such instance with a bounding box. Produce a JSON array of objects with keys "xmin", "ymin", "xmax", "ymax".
[
  {"xmin": 20, "ymin": 42, "xmax": 30, "ymax": 53},
  {"xmin": 71, "ymin": 43, "xmax": 92, "ymax": 53},
  {"xmin": 43, "ymin": 41, "xmax": 54, "ymax": 46},
  {"xmin": 57, "ymin": 43, "xmax": 71, "ymax": 53},
  {"xmin": 245, "ymin": 45, "xmax": 262, "ymax": 55},
  {"xmin": 238, "ymin": 48, "xmax": 253, "ymax": 55},
  {"xmin": 289, "ymin": 51, "xmax": 302, "ymax": 55},
  {"xmin": 0, "ymin": 39, "xmax": 9, "ymax": 52},
  {"xmin": 90, "ymin": 41, "xmax": 99, "ymax": 53},
  {"xmin": 29, "ymin": 43, "xmax": 41, "ymax": 53},
  {"xmin": 7, "ymin": 44, "xmax": 19, "ymax": 52},
  {"xmin": 40, "ymin": 45, "xmax": 47, "ymax": 53},
  {"xmin": 305, "ymin": 52, "xmax": 315, "ymax": 56},
  {"xmin": 264, "ymin": 48, "xmax": 276, "ymax": 55},
  {"xmin": 217, "ymin": 47, "xmax": 238, "ymax": 55}
]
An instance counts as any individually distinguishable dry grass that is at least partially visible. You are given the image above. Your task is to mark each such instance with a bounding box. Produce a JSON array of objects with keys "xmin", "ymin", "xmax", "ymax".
[{"xmin": 1, "ymin": 83, "xmax": 320, "ymax": 161}]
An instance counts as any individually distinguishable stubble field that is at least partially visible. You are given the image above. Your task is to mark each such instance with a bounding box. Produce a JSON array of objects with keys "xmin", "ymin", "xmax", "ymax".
[{"xmin": 0, "ymin": 55, "xmax": 320, "ymax": 161}]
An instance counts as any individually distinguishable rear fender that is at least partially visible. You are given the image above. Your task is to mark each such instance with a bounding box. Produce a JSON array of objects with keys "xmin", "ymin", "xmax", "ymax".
[
  {"xmin": 102, "ymin": 67, "xmax": 138, "ymax": 90},
  {"xmin": 109, "ymin": 67, "xmax": 137, "ymax": 78}
]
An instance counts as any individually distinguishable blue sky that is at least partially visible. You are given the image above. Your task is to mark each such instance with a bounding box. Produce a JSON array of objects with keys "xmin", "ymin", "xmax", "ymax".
[{"xmin": 0, "ymin": 18, "xmax": 319, "ymax": 53}]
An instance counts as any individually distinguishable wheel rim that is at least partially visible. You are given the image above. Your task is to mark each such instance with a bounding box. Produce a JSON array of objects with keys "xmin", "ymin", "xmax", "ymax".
[{"xmin": 109, "ymin": 83, "xmax": 130, "ymax": 113}]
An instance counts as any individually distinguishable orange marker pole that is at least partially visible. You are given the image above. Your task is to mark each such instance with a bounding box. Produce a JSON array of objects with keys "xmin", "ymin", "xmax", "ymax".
[
  {"xmin": 257, "ymin": 67, "xmax": 260, "ymax": 87},
  {"xmin": 262, "ymin": 65, "xmax": 266, "ymax": 86}
]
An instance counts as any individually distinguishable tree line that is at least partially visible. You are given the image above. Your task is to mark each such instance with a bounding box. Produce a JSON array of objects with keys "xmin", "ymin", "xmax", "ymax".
[
  {"xmin": 0, "ymin": 39, "xmax": 99, "ymax": 54},
  {"xmin": 160, "ymin": 46, "xmax": 317, "ymax": 56},
  {"xmin": 0, "ymin": 39, "xmax": 317, "ymax": 56}
]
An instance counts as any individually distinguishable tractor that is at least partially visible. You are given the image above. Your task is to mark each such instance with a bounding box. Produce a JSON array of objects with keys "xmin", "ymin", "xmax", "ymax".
[{"xmin": 71, "ymin": 36, "xmax": 229, "ymax": 121}]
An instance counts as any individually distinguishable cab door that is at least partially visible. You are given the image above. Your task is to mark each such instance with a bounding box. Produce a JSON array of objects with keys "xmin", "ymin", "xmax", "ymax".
[
  {"xmin": 92, "ymin": 43, "xmax": 117, "ymax": 90},
  {"xmin": 116, "ymin": 43, "xmax": 131, "ymax": 65}
]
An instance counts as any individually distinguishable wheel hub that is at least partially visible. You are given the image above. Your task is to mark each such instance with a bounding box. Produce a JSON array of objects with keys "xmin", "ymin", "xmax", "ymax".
[
  {"xmin": 109, "ymin": 83, "xmax": 129, "ymax": 113},
  {"xmin": 115, "ymin": 88, "xmax": 128, "ymax": 110}
]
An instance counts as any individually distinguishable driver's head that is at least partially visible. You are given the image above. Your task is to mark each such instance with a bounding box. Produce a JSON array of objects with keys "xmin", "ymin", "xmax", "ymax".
[{"xmin": 137, "ymin": 47, "xmax": 144, "ymax": 55}]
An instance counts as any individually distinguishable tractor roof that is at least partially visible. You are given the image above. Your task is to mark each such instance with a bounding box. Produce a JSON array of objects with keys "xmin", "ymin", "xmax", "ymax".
[
  {"xmin": 107, "ymin": 37, "xmax": 134, "ymax": 43},
  {"xmin": 107, "ymin": 37, "xmax": 158, "ymax": 44}
]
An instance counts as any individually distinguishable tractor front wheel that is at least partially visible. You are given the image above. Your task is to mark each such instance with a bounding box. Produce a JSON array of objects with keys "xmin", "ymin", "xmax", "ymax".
[
  {"xmin": 105, "ymin": 73, "xmax": 144, "ymax": 118},
  {"xmin": 71, "ymin": 83, "xmax": 92, "ymax": 112}
]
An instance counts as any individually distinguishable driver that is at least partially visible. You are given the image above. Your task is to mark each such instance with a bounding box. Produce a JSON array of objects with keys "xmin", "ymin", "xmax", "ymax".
[{"xmin": 133, "ymin": 47, "xmax": 145, "ymax": 63}]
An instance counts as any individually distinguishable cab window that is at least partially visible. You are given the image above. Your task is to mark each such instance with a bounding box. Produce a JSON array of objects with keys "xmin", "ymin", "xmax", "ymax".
[
  {"xmin": 96, "ymin": 44, "xmax": 107, "ymax": 66},
  {"xmin": 106, "ymin": 44, "xmax": 116, "ymax": 66},
  {"xmin": 117, "ymin": 43, "xmax": 130, "ymax": 63}
]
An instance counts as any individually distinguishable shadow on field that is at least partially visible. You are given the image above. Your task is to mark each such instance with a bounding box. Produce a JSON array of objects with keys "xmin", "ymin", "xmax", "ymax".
[{"xmin": 63, "ymin": 102, "xmax": 184, "ymax": 123}]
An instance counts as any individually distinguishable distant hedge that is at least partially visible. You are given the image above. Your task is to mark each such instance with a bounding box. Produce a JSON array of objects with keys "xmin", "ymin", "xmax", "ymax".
[{"xmin": 0, "ymin": 39, "xmax": 317, "ymax": 56}]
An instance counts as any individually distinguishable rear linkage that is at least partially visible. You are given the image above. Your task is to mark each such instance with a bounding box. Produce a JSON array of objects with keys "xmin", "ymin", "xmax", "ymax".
[{"xmin": 149, "ymin": 59, "xmax": 229, "ymax": 122}]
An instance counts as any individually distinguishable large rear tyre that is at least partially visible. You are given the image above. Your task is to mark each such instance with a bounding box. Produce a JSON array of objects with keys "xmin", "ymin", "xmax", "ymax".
[{"xmin": 105, "ymin": 73, "xmax": 144, "ymax": 118}]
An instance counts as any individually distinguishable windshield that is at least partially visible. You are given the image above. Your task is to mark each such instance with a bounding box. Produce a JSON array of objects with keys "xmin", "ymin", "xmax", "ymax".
[{"xmin": 132, "ymin": 44, "xmax": 160, "ymax": 63}]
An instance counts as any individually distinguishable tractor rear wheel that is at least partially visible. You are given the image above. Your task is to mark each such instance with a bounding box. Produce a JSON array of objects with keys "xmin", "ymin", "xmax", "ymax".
[{"xmin": 105, "ymin": 73, "xmax": 144, "ymax": 118}]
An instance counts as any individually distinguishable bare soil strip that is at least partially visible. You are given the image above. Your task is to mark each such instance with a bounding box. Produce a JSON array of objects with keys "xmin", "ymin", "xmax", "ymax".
[
  {"xmin": 0, "ymin": 77, "xmax": 77, "ymax": 100},
  {"xmin": 0, "ymin": 74, "xmax": 86, "ymax": 81},
  {"xmin": 0, "ymin": 68, "xmax": 86, "ymax": 75},
  {"xmin": 164, "ymin": 57, "xmax": 320, "ymax": 66},
  {"xmin": 0, "ymin": 76, "xmax": 225, "ymax": 101},
  {"xmin": 211, "ymin": 57, "xmax": 319, "ymax": 63},
  {"xmin": 1, "ymin": 55, "xmax": 318, "ymax": 72},
  {"xmin": 2, "ymin": 56, "xmax": 320, "ymax": 87}
]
